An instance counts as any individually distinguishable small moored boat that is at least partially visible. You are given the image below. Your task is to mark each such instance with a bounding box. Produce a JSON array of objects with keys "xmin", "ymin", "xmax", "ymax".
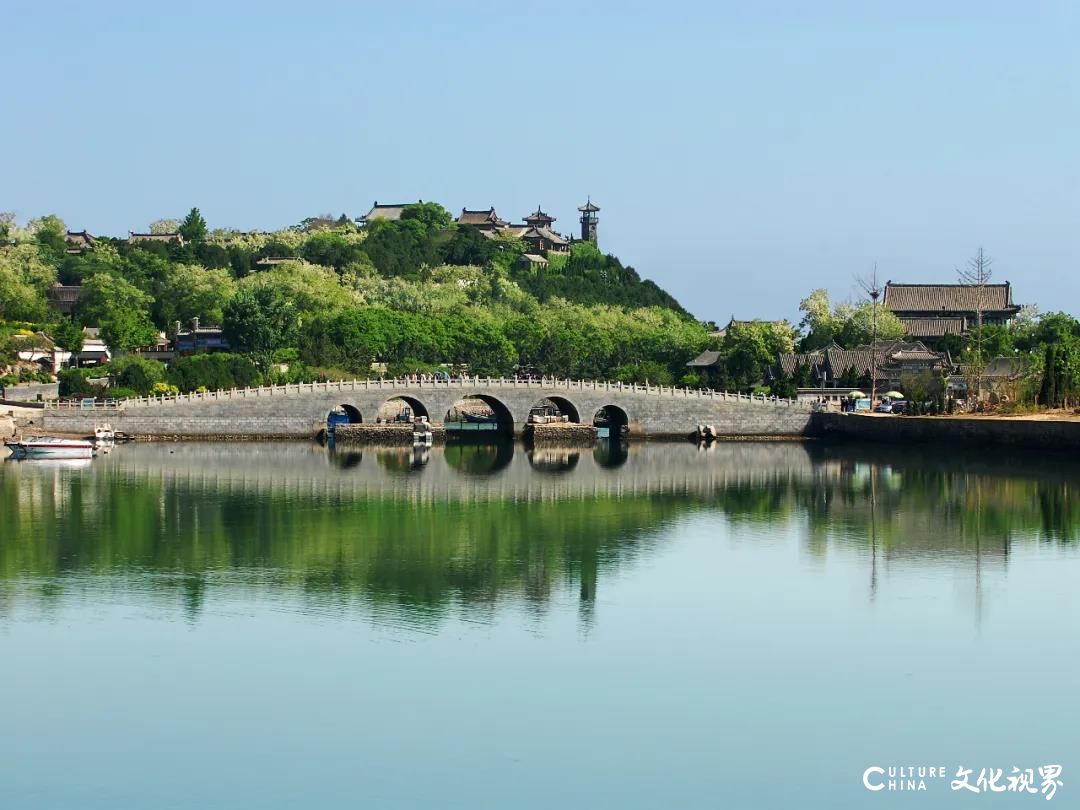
[{"xmin": 5, "ymin": 437, "xmax": 95, "ymax": 460}]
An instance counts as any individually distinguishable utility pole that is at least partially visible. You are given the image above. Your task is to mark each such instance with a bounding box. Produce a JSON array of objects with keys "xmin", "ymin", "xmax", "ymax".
[{"xmin": 857, "ymin": 264, "xmax": 882, "ymax": 410}]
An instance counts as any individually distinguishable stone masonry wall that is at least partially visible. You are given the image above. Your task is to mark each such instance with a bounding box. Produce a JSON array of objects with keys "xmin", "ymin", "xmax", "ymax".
[{"xmin": 818, "ymin": 412, "xmax": 1080, "ymax": 452}]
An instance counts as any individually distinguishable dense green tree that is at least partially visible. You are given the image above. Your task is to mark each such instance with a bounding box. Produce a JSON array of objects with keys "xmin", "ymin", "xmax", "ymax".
[
  {"xmin": 31, "ymin": 214, "xmax": 68, "ymax": 264},
  {"xmin": 300, "ymin": 230, "xmax": 368, "ymax": 270},
  {"xmin": 154, "ymin": 263, "xmax": 236, "ymax": 328},
  {"xmin": 0, "ymin": 244, "xmax": 53, "ymax": 321},
  {"xmin": 361, "ymin": 218, "xmax": 440, "ymax": 278},
  {"xmin": 57, "ymin": 367, "xmax": 97, "ymax": 397},
  {"xmin": 77, "ymin": 273, "xmax": 159, "ymax": 350},
  {"xmin": 223, "ymin": 285, "xmax": 298, "ymax": 376},
  {"xmin": 721, "ymin": 321, "xmax": 796, "ymax": 391},
  {"xmin": 975, "ymin": 323, "xmax": 1013, "ymax": 359},
  {"xmin": 49, "ymin": 318, "xmax": 84, "ymax": 360},
  {"xmin": 400, "ymin": 202, "xmax": 452, "ymax": 230},
  {"xmin": 109, "ymin": 355, "xmax": 167, "ymax": 395},
  {"xmin": 834, "ymin": 302, "xmax": 905, "ymax": 346},
  {"xmin": 442, "ymin": 225, "xmax": 498, "ymax": 267},
  {"xmin": 0, "ymin": 212, "xmax": 14, "ymax": 243},
  {"xmin": 179, "ymin": 207, "xmax": 209, "ymax": 243},
  {"xmin": 798, "ymin": 289, "xmax": 904, "ymax": 349},
  {"xmin": 167, "ymin": 353, "xmax": 261, "ymax": 392}
]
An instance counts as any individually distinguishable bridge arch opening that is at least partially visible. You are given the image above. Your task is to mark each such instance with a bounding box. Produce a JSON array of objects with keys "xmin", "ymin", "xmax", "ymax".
[
  {"xmin": 445, "ymin": 395, "xmax": 514, "ymax": 437},
  {"xmin": 593, "ymin": 405, "xmax": 629, "ymax": 437},
  {"xmin": 326, "ymin": 404, "xmax": 363, "ymax": 438},
  {"xmin": 337, "ymin": 404, "xmax": 363, "ymax": 423},
  {"xmin": 527, "ymin": 396, "xmax": 580, "ymax": 424},
  {"xmin": 376, "ymin": 396, "xmax": 429, "ymax": 423}
]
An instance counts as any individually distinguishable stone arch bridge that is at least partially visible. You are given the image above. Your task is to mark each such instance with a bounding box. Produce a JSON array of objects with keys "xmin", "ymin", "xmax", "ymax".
[{"xmin": 43, "ymin": 377, "xmax": 815, "ymax": 439}]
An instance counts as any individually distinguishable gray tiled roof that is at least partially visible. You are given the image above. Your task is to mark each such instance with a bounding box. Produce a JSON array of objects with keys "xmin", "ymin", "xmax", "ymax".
[
  {"xmin": 777, "ymin": 351, "xmax": 825, "ymax": 377},
  {"xmin": 521, "ymin": 226, "xmax": 567, "ymax": 246},
  {"xmin": 457, "ymin": 208, "xmax": 506, "ymax": 227},
  {"xmin": 883, "ymin": 283, "xmax": 1017, "ymax": 314},
  {"xmin": 982, "ymin": 357, "xmax": 1024, "ymax": 378},
  {"xmin": 687, "ymin": 350, "xmax": 723, "ymax": 368},
  {"xmin": 362, "ymin": 204, "xmax": 407, "ymax": 222},
  {"xmin": 899, "ymin": 317, "xmax": 968, "ymax": 337}
]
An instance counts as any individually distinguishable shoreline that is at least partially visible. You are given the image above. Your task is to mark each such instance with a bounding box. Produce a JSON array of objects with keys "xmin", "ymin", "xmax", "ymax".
[{"xmin": 819, "ymin": 411, "xmax": 1080, "ymax": 452}]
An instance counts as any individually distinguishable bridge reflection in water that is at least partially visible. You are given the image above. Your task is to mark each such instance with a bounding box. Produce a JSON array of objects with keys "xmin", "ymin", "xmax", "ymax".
[{"xmin": 2, "ymin": 442, "xmax": 1080, "ymax": 629}]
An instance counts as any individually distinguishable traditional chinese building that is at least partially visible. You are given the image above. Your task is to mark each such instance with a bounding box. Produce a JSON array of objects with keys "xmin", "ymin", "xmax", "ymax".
[
  {"xmin": 46, "ymin": 283, "xmax": 84, "ymax": 316},
  {"xmin": 455, "ymin": 208, "xmax": 508, "ymax": 231},
  {"xmin": 882, "ymin": 282, "xmax": 1021, "ymax": 342},
  {"xmin": 523, "ymin": 206, "xmax": 556, "ymax": 230},
  {"xmin": 578, "ymin": 199, "xmax": 599, "ymax": 244},
  {"xmin": 356, "ymin": 201, "xmax": 427, "ymax": 226},
  {"xmin": 65, "ymin": 230, "xmax": 96, "ymax": 254},
  {"xmin": 772, "ymin": 339, "xmax": 952, "ymax": 392},
  {"xmin": 173, "ymin": 317, "xmax": 230, "ymax": 354}
]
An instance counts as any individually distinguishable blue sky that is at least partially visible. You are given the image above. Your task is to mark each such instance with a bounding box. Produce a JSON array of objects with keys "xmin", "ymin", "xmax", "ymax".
[{"xmin": 3, "ymin": 1, "xmax": 1076, "ymax": 323}]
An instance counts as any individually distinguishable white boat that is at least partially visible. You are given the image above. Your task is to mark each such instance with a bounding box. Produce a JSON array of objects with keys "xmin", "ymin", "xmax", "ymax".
[
  {"xmin": 4, "ymin": 437, "xmax": 95, "ymax": 460},
  {"xmin": 95, "ymin": 423, "xmax": 116, "ymax": 442}
]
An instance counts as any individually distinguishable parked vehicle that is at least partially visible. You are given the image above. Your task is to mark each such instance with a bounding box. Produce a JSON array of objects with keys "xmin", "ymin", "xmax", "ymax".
[
  {"xmin": 874, "ymin": 402, "xmax": 893, "ymax": 413},
  {"xmin": 890, "ymin": 400, "xmax": 908, "ymax": 414}
]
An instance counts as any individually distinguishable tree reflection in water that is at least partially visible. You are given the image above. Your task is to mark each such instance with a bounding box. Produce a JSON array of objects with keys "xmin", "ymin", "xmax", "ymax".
[{"xmin": 2, "ymin": 442, "xmax": 1079, "ymax": 628}]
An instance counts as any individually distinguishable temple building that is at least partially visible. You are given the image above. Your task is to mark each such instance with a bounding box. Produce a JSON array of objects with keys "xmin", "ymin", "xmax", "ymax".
[
  {"xmin": 364, "ymin": 197, "xmax": 598, "ymax": 258},
  {"xmin": 454, "ymin": 207, "xmax": 507, "ymax": 231},
  {"xmin": 65, "ymin": 230, "xmax": 96, "ymax": 254},
  {"xmin": 523, "ymin": 206, "xmax": 557, "ymax": 231},
  {"xmin": 357, "ymin": 201, "xmax": 423, "ymax": 226},
  {"xmin": 882, "ymin": 282, "xmax": 1021, "ymax": 342}
]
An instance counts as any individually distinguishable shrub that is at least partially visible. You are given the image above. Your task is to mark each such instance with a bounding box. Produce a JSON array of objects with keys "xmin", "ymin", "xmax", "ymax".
[
  {"xmin": 105, "ymin": 387, "xmax": 139, "ymax": 400},
  {"xmin": 109, "ymin": 356, "xmax": 166, "ymax": 396},
  {"xmin": 150, "ymin": 382, "xmax": 179, "ymax": 396},
  {"xmin": 166, "ymin": 352, "xmax": 261, "ymax": 393},
  {"xmin": 58, "ymin": 368, "xmax": 96, "ymax": 397}
]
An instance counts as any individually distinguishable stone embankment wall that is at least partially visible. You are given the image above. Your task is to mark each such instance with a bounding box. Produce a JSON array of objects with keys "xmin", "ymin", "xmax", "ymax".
[
  {"xmin": 526, "ymin": 424, "xmax": 598, "ymax": 446},
  {"xmin": 1, "ymin": 382, "xmax": 59, "ymax": 402},
  {"xmin": 818, "ymin": 412, "xmax": 1080, "ymax": 452},
  {"xmin": 333, "ymin": 424, "xmax": 446, "ymax": 445}
]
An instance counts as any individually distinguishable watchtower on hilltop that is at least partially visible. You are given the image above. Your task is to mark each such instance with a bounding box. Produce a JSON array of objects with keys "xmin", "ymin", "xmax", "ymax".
[{"xmin": 578, "ymin": 198, "xmax": 599, "ymax": 244}]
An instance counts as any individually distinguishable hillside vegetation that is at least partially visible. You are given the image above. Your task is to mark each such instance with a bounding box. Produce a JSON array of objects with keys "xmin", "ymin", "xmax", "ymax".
[{"xmin": 0, "ymin": 206, "xmax": 712, "ymax": 393}]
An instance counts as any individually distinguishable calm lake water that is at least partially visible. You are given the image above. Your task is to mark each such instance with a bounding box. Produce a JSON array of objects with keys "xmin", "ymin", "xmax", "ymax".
[{"xmin": 1, "ymin": 440, "xmax": 1077, "ymax": 809}]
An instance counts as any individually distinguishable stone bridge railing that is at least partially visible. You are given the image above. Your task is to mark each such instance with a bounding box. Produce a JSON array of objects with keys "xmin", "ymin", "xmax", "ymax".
[{"xmin": 44, "ymin": 377, "xmax": 813, "ymax": 411}]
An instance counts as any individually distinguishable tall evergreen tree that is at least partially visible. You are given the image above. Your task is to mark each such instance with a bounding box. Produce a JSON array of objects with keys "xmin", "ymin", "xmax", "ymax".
[{"xmin": 179, "ymin": 207, "xmax": 209, "ymax": 243}]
